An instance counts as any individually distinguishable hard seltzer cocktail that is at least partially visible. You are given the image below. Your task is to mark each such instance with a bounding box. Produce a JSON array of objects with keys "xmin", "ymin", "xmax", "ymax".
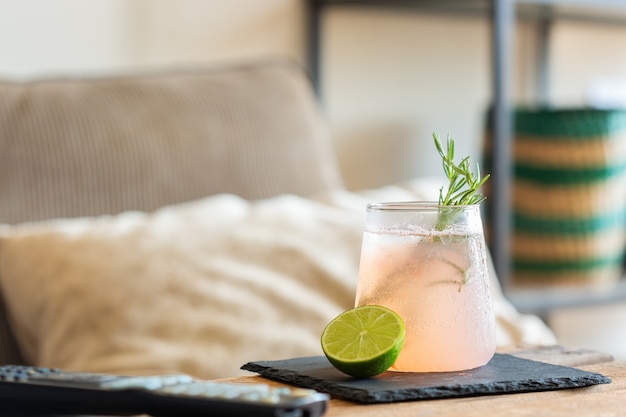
[{"xmin": 355, "ymin": 202, "xmax": 496, "ymax": 372}]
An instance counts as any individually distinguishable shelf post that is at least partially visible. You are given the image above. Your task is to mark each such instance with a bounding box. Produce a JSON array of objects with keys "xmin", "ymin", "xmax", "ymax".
[
  {"xmin": 490, "ymin": 0, "xmax": 514, "ymax": 292},
  {"xmin": 535, "ymin": 4, "xmax": 554, "ymax": 106},
  {"xmin": 306, "ymin": 0, "xmax": 322, "ymax": 96}
]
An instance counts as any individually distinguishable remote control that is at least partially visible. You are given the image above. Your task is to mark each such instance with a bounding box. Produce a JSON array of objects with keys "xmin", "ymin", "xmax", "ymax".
[{"xmin": 0, "ymin": 365, "xmax": 329, "ymax": 417}]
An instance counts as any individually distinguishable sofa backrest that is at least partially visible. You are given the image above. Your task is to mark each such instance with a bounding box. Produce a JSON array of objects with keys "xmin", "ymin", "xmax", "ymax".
[{"xmin": 0, "ymin": 57, "xmax": 344, "ymax": 365}]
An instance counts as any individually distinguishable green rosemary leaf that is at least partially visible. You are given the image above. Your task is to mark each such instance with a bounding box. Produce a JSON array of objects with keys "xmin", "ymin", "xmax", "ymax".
[{"xmin": 432, "ymin": 132, "xmax": 490, "ymax": 207}]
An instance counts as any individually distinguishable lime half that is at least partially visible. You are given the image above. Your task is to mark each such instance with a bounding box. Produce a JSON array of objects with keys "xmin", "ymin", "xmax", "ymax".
[{"xmin": 321, "ymin": 305, "xmax": 405, "ymax": 378}]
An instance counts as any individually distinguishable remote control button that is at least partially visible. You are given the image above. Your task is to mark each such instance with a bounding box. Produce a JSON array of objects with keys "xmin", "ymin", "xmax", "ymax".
[
  {"xmin": 0, "ymin": 365, "xmax": 60, "ymax": 382},
  {"xmin": 29, "ymin": 372, "xmax": 120, "ymax": 387},
  {"xmin": 100, "ymin": 375, "xmax": 194, "ymax": 390},
  {"xmin": 155, "ymin": 381, "xmax": 315, "ymax": 405}
]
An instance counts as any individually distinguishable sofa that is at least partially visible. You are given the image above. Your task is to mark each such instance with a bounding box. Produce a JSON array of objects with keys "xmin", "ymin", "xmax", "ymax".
[{"xmin": 0, "ymin": 57, "xmax": 556, "ymax": 379}]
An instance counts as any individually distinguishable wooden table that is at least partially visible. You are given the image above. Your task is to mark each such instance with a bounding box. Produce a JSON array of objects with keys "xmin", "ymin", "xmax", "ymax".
[{"xmin": 224, "ymin": 345, "xmax": 624, "ymax": 417}]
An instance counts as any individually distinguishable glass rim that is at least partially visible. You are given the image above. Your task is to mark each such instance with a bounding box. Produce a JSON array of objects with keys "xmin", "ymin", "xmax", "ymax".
[{"xmin": 366, "ymin": 201, "xmax": 481, "ymax": 211}]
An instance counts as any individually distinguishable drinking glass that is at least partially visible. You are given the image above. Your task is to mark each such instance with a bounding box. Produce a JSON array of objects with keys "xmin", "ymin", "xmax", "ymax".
[{"xmin": 355, "ymin": 202, "xmax": 496, "ymax": 372}]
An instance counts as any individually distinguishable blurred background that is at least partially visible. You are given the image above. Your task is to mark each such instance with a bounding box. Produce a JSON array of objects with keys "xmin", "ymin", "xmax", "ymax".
[
  {"xmin": 2, "ymin": 0, "xmax": 626, "ymax": 357},
  {"xmin": 4, "ymin": 0, "xmax": 626, "ymax": 190}
]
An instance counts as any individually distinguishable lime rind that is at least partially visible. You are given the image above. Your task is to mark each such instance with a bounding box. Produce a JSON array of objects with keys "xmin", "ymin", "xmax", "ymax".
[{"xmin": 321, "ymin": 305, "xmax": 405, "ymax": 378}]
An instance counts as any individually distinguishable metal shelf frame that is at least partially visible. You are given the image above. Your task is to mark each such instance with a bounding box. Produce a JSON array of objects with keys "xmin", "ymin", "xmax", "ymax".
[{"xmin": 306, "ymin": 0, "xmax": 626, "ymax": 313}]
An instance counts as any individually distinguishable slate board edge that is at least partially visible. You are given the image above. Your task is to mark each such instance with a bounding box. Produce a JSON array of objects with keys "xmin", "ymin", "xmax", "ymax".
[{"xmin": 241, "ymin": 357, "xmax": 612, "ymax": 404}]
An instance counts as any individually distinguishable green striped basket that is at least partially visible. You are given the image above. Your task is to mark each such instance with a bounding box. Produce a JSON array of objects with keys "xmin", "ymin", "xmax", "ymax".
[
  {"xmin": 484, "ymin": 108, "xmax": 626, "ymax": 287},
  {"xmin": 488, "ymin": 108, "xmax": 626, "ymax": 288}
]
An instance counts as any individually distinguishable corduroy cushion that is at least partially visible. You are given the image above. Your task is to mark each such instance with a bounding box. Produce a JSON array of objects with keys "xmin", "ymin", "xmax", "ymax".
[
  {"xmin": 0, "ymin": 58, "xmax": 343, "ymax": 224},
  {"xmin": 0, "ymin": 58, "xmax": 344, "ymax": 364}
]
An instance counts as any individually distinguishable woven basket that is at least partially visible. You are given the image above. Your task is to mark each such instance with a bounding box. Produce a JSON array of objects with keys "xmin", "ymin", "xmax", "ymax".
[{"xmin": 485, "ymin": 108, "xmax": 626, "ymax": 288}]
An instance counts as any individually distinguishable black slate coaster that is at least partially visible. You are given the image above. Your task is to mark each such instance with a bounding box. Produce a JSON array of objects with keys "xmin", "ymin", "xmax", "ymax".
[{"xmin": 241, "ymin": 354, "xmax": 611, "ymax": 404}]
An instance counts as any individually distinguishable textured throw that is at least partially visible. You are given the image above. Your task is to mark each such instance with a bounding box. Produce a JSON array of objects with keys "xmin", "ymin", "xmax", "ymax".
[{"xmin": 0, "ymin": 180, "xmax": 557, "ymax": 378}]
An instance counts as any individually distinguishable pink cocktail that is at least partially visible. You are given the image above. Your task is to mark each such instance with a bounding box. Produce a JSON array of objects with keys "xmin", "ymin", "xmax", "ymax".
[{"xmin": 355, "ymin": 202, "xmax": 496, "ymax": 372}]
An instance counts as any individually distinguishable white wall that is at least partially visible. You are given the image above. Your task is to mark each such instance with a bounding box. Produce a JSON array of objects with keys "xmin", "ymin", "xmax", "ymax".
[
  {"xmin": 0, "ymin": 0, "xmax": 133, "ymax": 78},
  {"xmin": 124, "ymin": 0, "xmax": 307, "ymax": 70},
  {"xmin": 1, "ymin": 0, "xmax": 626, "ymax": 190},
  {"xmin": 0, "ymin": 0, "xmax": 306, "ymax": 78},
  {"xmin": 550, "ymin": 21, "xmax": 626, "ymax": 107},
  {"xmin": 322, "ymin": 9, "xmax": 492, "ymax": 189}
]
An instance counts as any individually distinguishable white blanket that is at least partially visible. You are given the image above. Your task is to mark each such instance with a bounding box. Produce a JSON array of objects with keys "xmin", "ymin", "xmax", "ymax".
[{"xmin": 0, "ymin": 178, "xmax": 556, "ymax": 378}]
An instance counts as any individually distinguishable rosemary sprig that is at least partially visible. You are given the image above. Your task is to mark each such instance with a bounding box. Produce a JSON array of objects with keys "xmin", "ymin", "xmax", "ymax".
[{"xmin": 433, "ymin": 132, "xmax": 490, "ymax": 206}]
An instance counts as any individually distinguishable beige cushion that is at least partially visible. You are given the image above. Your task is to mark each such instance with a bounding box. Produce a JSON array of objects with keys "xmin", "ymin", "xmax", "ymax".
[
  {"xmin": 0, "ymin": 181, "xmax": 556, "ymax": 378},
  {"xmin": 0, "ymin": 58, "xmax": 343, "ymax": 225}
]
